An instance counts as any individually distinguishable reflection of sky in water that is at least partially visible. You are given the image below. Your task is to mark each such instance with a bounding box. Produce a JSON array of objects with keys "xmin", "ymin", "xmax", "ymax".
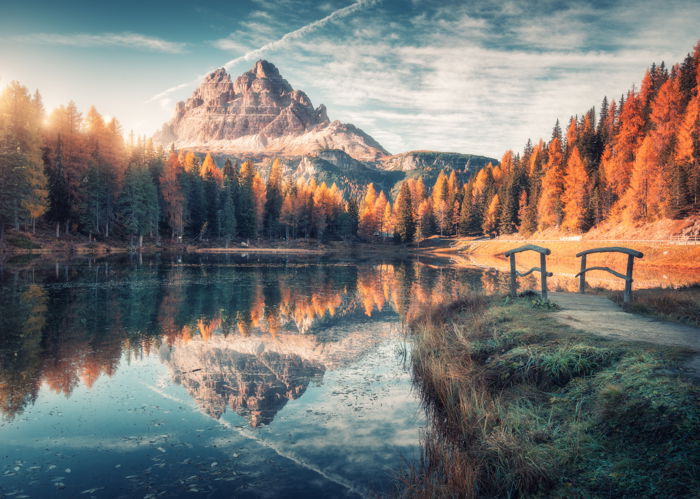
[
  {"xmin": 1, "ymin": 335, "xmax": 421, "ymax": 497},
  {"xmin": 1, "ymin": 255, "xmax": 467, "ymax": 497}
]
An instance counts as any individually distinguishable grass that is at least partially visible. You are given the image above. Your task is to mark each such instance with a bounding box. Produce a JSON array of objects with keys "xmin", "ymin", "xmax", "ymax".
[
  {"xmin": 5, "ymin": 234, "xmax": 41, "ymax": 250},
  {"xmin": 399, "ymin": 294, "xmax": 699, "ymax": 498},
  {"xmin": 609, "ymin": 285, "xmax": 700, "ymax": 327}
]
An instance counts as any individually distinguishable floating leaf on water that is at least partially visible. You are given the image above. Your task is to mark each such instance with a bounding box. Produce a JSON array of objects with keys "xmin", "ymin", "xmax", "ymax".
[
  {"xmin": 47, "ymin": 465, "xmax": 56, "ymax": 470},
  {"xmin": 81, "ymin": 488, "xmax": 104, "ymax": 494},
  {"xmin": 156, "ymin": 447, "xmax": 166, "ymax": 453},
  {"xmin": 211, "ymin": 462, "xmax": 218, "ymax": 467},
  {"xmin": 65, "ymin": 468, "xmax": 71, "ymax": 473}
]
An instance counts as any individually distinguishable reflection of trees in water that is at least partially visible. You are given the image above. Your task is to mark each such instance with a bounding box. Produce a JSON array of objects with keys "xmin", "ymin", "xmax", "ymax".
[{"xmin": 0, "ymin": 257, "xmax": 483, "ymax": 420}]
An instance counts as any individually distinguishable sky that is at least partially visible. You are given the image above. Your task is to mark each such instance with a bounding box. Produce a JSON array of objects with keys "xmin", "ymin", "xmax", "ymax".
[{"xmin": 0, "ymin": 0, "xmax": 698, "ymax": 158}]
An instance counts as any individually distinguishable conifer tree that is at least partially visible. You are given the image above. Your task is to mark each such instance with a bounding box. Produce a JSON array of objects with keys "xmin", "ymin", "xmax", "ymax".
[
  {"xmin": 393, "ymin": 182, "xmax": 414, "ymax": 243},
  {"xmin": 561, "ymin": 147, "xmax": 590, "ymax": 232},
  {"xmin": 537, "ymin": 135, "xmax": 565, "ymax": 229},
  {"xmin": 264, "ymin": 159, "xmax": 283, "ymax": 238},
  {"xmin": 236, "ymin": 161, "xmax": 256, "ymax": 239},
  {"xmin": 0, "ymin": 81, "xmax": 47, "ymax": 237},
  {"xmin": 161, "ymin": 152, "xmax": 185, "ymax": 239},
  {"xmin": 482, "ymin": 194, "xmax": 500, "ymax": 236},
  {"xmin": 221, "ymin": 178, "xmax": 237, "ymax": 246}
]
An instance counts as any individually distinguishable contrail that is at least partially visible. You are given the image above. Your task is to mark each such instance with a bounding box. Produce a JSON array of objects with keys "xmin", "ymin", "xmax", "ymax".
[{"xmin": 147, "ymin": 0, "xmax": 379, "ymax": 104}]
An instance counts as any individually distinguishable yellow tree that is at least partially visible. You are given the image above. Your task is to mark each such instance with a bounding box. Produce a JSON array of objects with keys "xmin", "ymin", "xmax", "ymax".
[
  {"xmin": 675, "ymin": 91, "xmax": 700, "ymax": 207},
  {"xmin": 482, "ymin": 194, "xmax": 500, "ymax": 235},
  {"xmin": 374, "ymin": 191, "xmax": 388, "ymax": 235},
  {"xmin": 161, "ymin": 151, "xmax": 185, "ymax": 238},
  {"xmin": 623, "ymin": 136, "xmax": 659, "ymax": 222},
  {"xmin": 561, "ymin": 147, "xmax": 590, "ymax": 232},
  {"xmin": 603, "ymin": 91, "xmax": 645, "ymax": 200},
  {"xmin": 382, "ymin": 202, "xmax": 393, "ymax": 238},
  {"xmin": 537, "ymin": 137, "xmax": 565, "ymax": 229},
  {"xmin": 199, "ymin": 152, "xmax": 223, "ymax": 187},
  {"xmin": 252, "ymin": 172, "xmax": 267, "ymax": 236},
  {"xmin": 358, "ymin": 183, "xmax": 378, "ymax": 237}
]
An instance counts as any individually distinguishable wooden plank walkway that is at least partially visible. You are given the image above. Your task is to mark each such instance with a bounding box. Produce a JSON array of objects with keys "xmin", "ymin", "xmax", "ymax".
[{"xmin": 549, "ymin": 292, "xmax": 700, "ymax": 376}]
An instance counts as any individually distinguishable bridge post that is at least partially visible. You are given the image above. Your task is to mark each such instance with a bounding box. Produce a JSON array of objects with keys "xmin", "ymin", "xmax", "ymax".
[
  {"xmin": 624, "ymin": 254, "xmax": 634, "ymax": 304},
  {"xmin": 509, "ymin": 253, "xmax": 517, "ymax": 298},
  {"xmin": 540, "ymin": 253, "xmax": 548, "ymax": 300},
  {"xmin": 575, "ymin": 247, "xmax": 643, "ymax": 303}
]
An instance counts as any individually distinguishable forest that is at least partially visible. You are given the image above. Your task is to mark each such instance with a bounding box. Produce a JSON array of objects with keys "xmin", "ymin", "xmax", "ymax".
[{"xmin": 0, "ymin": 41, "xmax": 698, "ymax": 247}]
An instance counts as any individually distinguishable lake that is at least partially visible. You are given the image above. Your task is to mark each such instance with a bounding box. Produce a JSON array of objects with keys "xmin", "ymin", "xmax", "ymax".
[{"xmin": 0, "ymin": 253, "xmax": 499, "ymax": 498}]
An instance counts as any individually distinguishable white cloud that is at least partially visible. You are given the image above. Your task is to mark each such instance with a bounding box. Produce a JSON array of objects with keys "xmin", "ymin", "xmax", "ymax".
[
  {"xmin": 13, "ymin": 32, "xmax": 186, "ymax": 53},
  {"xmin": 143, "ymin": 0, "xmax": 700, "ymax": 156},
  {"xmin": 149, "ymin": 0, "xmax": 380, "ymax": 103}
]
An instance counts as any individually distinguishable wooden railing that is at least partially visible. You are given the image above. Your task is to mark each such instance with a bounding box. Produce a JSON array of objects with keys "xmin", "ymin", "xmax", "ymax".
[
  {"xmin": 575, "ymin": 247, "xmax": 644, "ymax": 304},
  {"xmin": 504, "ymin": 245, "xmax": 553, "ymax": 299}
]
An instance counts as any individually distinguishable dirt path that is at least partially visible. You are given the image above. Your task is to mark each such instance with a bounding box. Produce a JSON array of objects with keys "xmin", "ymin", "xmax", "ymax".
[{"xmin": 549, "ymin": 292, "xmax": 700, "ymax": 375}]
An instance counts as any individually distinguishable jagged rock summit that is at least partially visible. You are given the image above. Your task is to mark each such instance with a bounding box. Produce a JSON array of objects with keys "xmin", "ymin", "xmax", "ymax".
[{"xmin": 154, "ymin": 60, "xmax": 389, "ymax": 162}]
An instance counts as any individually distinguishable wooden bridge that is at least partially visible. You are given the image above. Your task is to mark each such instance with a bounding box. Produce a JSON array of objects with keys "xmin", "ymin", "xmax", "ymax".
[
  {"xmin": 505, "ymin": 244, "xmax": 643, "ymax": 303},
  {"xmin": 505, "ymin": 244, "xmax": 700, "ymax": 376}
]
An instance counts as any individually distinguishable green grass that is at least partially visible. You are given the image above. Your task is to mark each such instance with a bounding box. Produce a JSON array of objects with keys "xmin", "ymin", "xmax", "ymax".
[
  {"xmin": 5, "ymin": 234, "xmax": 41, "ymax": 249},
  {"xmin": 399, "ymin": 295, "xmax": 699, "ymax": 498},
  {"xmin": 609, "ymin": 285, "xmax": 700, "ymax": 327}
]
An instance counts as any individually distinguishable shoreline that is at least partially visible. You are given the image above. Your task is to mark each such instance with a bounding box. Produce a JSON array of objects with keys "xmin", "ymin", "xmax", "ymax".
[{"xmin": 404, "ymin": 294, "xmax": 699, "ymax": 497}]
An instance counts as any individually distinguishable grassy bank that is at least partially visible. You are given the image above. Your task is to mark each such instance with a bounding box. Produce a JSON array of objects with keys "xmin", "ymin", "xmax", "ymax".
[
  {"xmin": 609, "ymin": 285, "xmax": 700, "ymax": 327},
  {"xmin": 400, "ymin": 295, "xmax": 699, "ymax": 498}
]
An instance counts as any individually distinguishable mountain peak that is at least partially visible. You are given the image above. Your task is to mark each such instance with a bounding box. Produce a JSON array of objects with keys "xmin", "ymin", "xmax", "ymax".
[
  {"xmin": 153, "ymin": 60, "xmax": 389, "ymax": 161},
  {"xmin": 252, "ymin": 59, "xmax": 280, "ymax": 79},
  {"xmin": 205, "ymin": 67, "xmax": 229, "ymax": 80}
]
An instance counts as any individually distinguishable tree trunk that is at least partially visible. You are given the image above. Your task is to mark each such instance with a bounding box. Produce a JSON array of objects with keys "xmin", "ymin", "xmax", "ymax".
[
  {"xmin": 32, "ymin": 218, "xmax": 36, "ymax": 234},
  {"xmin": 56, "ymin": 222, "xmax": 60, "ymax": 239},
  {"xmin": 139, "ymin": 234, "xmax": 143, "ymax": 249}
]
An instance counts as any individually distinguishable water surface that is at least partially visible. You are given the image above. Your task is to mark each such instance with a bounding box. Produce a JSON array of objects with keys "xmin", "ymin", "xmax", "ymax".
[{"xmin": 0, "ymin": 253, "xmax": 492, "ymax": 498}]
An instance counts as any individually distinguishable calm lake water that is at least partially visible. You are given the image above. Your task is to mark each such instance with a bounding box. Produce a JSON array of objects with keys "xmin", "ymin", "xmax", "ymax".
[{"xmin": 0, "ymin": 253, "xmax": 500, "ymax": 498}]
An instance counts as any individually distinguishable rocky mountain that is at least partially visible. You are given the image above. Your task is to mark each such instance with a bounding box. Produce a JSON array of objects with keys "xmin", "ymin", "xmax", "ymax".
[
  {"xmin": 154, "ymin": 60, "xmax": 498, "ymax": 191},
  {"xmin": 154, "ymin": 60, "xmax": 388, "ymax": 162},
  {"xmin": 160, "ymin": 320, "xmax": 395, "ymax": 426}
]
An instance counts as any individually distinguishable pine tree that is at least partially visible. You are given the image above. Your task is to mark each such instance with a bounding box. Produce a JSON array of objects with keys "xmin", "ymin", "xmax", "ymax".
[
  {"xmin": 236, "ymin": 161, "xmax": 256, "ymax": 239},
  {"xmin": 221, "ymin": 178, "xmax": 237, "ymax": 246},
  {"xmin": 264, "ymin": 159, "xmax": 283, "ymax": 238},
  {"xmin": 160, "ymin": 152, "xmax": 185, "ymax": 239},
  {"xmin": 393, "ymin": 182, "xmax": 414, "ymax": 243},
  {"xmin": 119, "ymin": 164, "xmax": 159, "ymax": 248},
  {"xmin": 483, "ymin": 194, "xmax": 500, "ymax": 236},
  {"xmin": 537, "ymin": 135, "xmax": 565, "ymax": 229},
  {"xmin": 675, "ymin": 91, "xmax": 700, "ymax": 208},
  {"xmin": 561, "ymin": 147, "xmax": 590, "ymax": 232},
  {"xmin": 358, "ymin": 183, "xmax": 379, "ymax": 238},
  {"xmin": 0, "ymin": 81, "xmax": 47, "ymax": 236}
]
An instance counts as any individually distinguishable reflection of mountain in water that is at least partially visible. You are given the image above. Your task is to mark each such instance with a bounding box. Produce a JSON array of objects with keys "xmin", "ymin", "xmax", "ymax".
[
  {"xmin": 0, "ymin": 256, "xmax": 473, "ymax": 421},
  {"xmin": 162, "ymin": 341, "xmax": 324, "ymax": 426},
  {"xmin": 162, "ymin": 322, "xmax": 394, "ymax": 427}
]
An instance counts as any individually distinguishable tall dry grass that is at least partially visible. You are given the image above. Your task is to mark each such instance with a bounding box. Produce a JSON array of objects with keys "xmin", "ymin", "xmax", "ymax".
[
  {"xmin": 400, "ymin": 294, "xmax": 700, "ymax": 498},
  {"xmin": 402, "ymin": 295, "xmax": 556, "ymax": 498}
]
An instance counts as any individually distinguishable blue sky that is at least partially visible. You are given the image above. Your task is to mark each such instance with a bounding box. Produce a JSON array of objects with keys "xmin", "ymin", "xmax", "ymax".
[{"xmin": 1, "ymin": 0, "xmax": 698, "ymax": 157}]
